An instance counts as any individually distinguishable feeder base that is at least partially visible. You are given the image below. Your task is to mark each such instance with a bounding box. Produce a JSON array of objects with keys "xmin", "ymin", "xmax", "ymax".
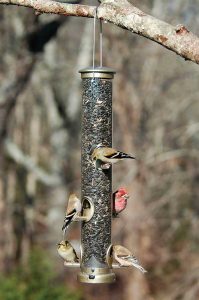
[{"xmin": 77, "ymin": 267, "xmax": 116, "ymax": 284}]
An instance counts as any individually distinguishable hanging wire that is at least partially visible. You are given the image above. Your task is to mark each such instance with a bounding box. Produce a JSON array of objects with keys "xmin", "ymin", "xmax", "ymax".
[
  {"xmin": 92, "ymin": 8, "xmax": 97, "ymax": 76},
  {"xmin": 92, "ymin": 3, "xmax": 104, "ymax": 80},
  {"xmin": 99, "ymin": 19, "xmax": 103, "ymax": 67}
]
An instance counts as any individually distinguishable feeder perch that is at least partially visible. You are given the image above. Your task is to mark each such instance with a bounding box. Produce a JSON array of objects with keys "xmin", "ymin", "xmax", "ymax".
[
  {"xmin": 77, "ymin": 67, "xmax": 116, "ymax": 284},
  {"xmin": 64, "ymin": 262, "xmax": 80, "ymax": 267}
]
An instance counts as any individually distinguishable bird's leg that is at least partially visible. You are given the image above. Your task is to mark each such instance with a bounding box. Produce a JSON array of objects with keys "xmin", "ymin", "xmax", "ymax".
[
  {"xmin": 64, "ymin": 261, "xmax": 80, "ymax": 267},
  {"xmin": 73, "ymin": 213, "xmax": 87, "ymax": 221},
  {"xmin": 74, "ymin": 215, "xmax": 88, "ymax": 221}
]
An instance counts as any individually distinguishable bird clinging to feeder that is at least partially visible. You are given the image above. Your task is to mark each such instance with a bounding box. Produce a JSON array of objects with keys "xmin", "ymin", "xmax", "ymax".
[
  {"xmin": 112, "ymin": 245, "xmax": 147, "ymax": 273},
  {"xmin": 57, "ymin": 240, "xmax": 79, "ymax": 263},
  {"xmin": 113, "ymin": 187, "xmax": 129, "ymax": 217},
  {"xmin": 90, "ymin": 144, "xmax": 136, "ymax": 169},
  {"xmin": 62, "ymin": 193, "xmax": 82, "ymax": 234}
]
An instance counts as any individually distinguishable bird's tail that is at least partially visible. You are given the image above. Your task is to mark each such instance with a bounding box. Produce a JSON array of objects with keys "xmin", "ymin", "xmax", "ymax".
[
  {"xmin": 62, "ymin": 213, "xmax": 75, "ymax": 231},
  {"xmin": 128, "ymin": 257, "xmax": 147, "ymax": 273},
  {"xmin": 121, "ymin": 152, "xmax": 136, "ymax": 159},
  {"xmin": 113, "ymin": 151, "xmax": 136, "ymax": 160}
]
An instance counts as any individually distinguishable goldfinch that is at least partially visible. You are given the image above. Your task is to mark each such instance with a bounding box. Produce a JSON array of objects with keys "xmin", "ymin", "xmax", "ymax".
[
  {"xmin": 113, "ymin": 245, "xmax": 147, "ymax": 273},
  {"xmin": 91, "ymin": 144, "xmax": 136, "ymax": 169},
  {"xmin": 57, "ymin": 240, "xmax": 79, "ymax": 263},
  {"xmin": 62, "ymin": 194, "xmax": 81, "ymax": 234},
  {"xmin": 113, "ymin": 187, "xmax": 129, "ymax": 217}
]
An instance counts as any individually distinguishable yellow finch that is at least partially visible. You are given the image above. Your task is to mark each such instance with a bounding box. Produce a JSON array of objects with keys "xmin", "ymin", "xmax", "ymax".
[
  {"xmin": 91, "ymin": 144, "xmax": 136, "ymax": 169},
  {"xmin": 113, "ymin": 245, "xmax": 147, "ymax": 273},
  {"xmin": 62, "ymin": 194, "xmax": 81, "ymax": 233},
  {"xmin": 57, "ymin": 240, "xmax": 79, "ymax": 263}
]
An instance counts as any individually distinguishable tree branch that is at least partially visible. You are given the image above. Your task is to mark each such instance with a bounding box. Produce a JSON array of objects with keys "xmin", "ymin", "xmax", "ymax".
[
  {"xmin": 98, "ymin": 0, "xmax": 199, "ymax": 65},
  {"xmin": 0, "ymin": 58, "xmax": 36, "ymax": 140},
  {"xmin": 0, "ymin": 0, "xmax": 96, "ymax": 17},
  {"xmin": 1, "ymin": 0, "xmax": 199, "ymax": 65},
  {"xmin": 4, "ymin": 139, "xmax": 62, "ymax": 186}
]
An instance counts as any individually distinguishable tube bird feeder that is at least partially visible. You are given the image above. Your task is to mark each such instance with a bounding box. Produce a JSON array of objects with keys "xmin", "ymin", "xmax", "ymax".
[{"xmin": 78, "ymin": 67, "xmax": 116, "ymax": 284}]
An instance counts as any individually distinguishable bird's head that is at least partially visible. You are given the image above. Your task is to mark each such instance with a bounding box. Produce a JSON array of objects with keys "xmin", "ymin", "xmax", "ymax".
[
  {"xmin": 118, "ymin": 187, "xmax": 129, "ymax": 198},
  {"xmin": 116, "ymin": 187, "xmax": 129, "ymax": 199},
  {"xmin": 89, "ymin": 143, "xmax": 104, "ymax": 154},
  {"xmin": 69, "ymin": 193, "xmax": 79, "ymax": 202},
  {"xmin": 57, "ymin": 240, "xmax": 71, "ymax": 250}
]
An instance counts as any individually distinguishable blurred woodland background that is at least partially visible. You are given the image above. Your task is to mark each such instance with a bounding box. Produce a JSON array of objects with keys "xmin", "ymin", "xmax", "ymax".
[{"xmin": 0, "ymin": 0, "xmax": 199, "ymax": 299}]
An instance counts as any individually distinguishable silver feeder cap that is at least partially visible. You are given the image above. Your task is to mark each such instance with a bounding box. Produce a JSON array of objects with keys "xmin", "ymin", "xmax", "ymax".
[{"xmin": 79, "ymin": 66, "xmax": 116, "ymax": 79}]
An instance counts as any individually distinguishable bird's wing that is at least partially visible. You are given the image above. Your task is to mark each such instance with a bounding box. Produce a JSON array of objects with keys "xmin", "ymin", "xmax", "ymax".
[
  {"xmin": 107, "ymin": 151, "xmax": 135, "ymax": 159},
  {"xmin": 103, "ymin": 148, "xmax": 118, "ymax": 158},
  {"xmin": 64, "ymin": 209, "xmax": 76, "ymax": 219},
  {"xmin": 116, "ymin": 245, "xmax": 132, "ymax": 256},
  {"xmin": 73, "ymin": 251, "xmax": 79, "ymax": 262},
  {"xmin": 119, "ymin": 254, "xmax": 147, "ymax": 273},
  {"xmin": 123, "ymin": 254, "xmax": 139, "ymax": 262},
  {"xmin": 66, "ymin": 196, "xmax": 77, "ymax": 214},
  {"xmin": 128, "ymin": 257, "xmax": 147, "ymax": 273},
  {"xmin": 62, "ymin": 209, "xmax": 76, "ymax": 231},
  {"xmin": 67, "ymin": 244, "xmax": 79, "ymax": 262},
  {"xmin": 117, "ymin": 254, "xmax": 133, "ymax": 261}
]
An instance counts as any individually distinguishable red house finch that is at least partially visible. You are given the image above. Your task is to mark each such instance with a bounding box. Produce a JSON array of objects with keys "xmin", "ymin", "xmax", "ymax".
[{"xmin": 113, "ymin": 187, "xmax": 129, "ymax": 216}]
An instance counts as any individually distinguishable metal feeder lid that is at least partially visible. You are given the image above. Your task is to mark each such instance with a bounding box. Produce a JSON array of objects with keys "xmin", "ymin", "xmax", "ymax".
[{"xmin": 79, "ymin": 66, "xmax": 116, "ymax": 79}]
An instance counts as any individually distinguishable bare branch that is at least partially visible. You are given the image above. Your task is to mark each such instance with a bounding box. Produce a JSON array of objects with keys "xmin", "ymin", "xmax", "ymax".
[
  {"xmin": 0, "ymin": 0, "xmax": 199, "ymax": 64},
  {"xmin": 0, "ymin": 58, "xmax": 36, "ymax": 139},
  {"xmin": 99, "ymin": 0, "xmax": 199, "ymax": 65},
  {"xmin": 145, "ymin": 149, "xmax": 199, "ymax": 166},
  {"xmin": 0, "ymin": 0, "xmax": 96, "ymax": 17},
  {"xmin": 5, "ymin": 139, "xmax": 62, "ymax": 186}
]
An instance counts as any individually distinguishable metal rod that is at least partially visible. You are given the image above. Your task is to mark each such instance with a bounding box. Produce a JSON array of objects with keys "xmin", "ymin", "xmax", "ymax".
[
  {"xmin": 78, "ymin": 66, "xmax": 116, "ymax": 284},
  {"xmin": 99, "ymin": 20, "xmax": 103, "ymax": 67}
]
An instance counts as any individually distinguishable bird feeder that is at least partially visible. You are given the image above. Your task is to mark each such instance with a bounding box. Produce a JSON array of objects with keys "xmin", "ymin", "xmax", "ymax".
[
  {"xmin": 59, "ymin": 67, "xmax": 146, "ymax": 280},
  {"xmin": 77, "ymin": 67, "xmax": 116, "ymax": 283},
  {"xmin": 56, "ymin": 1, "xmax": 147, "ymax": 280}
]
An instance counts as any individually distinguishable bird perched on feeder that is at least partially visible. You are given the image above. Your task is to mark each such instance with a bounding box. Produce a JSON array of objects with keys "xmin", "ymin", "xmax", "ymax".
[
  {"xmin": 57, "ymin": 240, "xmax": 79, "ymax": 263},
  {"xmin": 113, "ymin": 187, "xmax": 129, "ymax": 217},
  {"xmin": 62, "ymin": 193, "xmax": 82, "ymax": 234},
  {"xmin": 90, "ymin": 144, "xmax": 136, "ymax": 169},
  {"xmin": 112, "ymin": 245, "xmax": 147, "ymax": 273}
]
